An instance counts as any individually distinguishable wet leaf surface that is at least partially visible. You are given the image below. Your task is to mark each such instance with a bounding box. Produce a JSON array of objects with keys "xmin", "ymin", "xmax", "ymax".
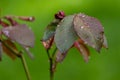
[
  {"xmin": 55, "ymin": 15, "xmax": 77, "ymax": 53},
  {"xmin": 73, "ymin": 13, "xmax": 104, "ymax": 52},
  {"xmin": 2, "ymin": 24, "xmax": 35, "ymax": 47}
]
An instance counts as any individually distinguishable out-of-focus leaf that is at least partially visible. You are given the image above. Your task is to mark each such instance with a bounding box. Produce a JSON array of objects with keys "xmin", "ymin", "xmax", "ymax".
[
  {"xmin": 0, "ymin": 19, "xmax": 9, "ymax": 27},
  {"xmin": 42, "ymin": 19, "xmax": 60, "ymax": 41},
  {"xmin": 2, "ymin": 39, "xmax": 17, "ymax": 60},
  {"xmin": 73, "ymin": 13, "xmax": 104, "ymax": 52},
  {"xmin": 42, "ymin": 37, "xmax": 54, "ymax": 50},
  {"xmin": 74, "ymin": 39, "xmax": 90, "ymax": 62},
  {"xmin": 55, "ymin": 50, "xmax": 68, "ymax": 62},
  {"xmin": 2, "ymin": 24, "xmax": 35, "ymax": 47},
  {"xmin": 55, "ymin": 15, "xmax": 77, "ymax": 53},
  {"xmin": 4, "ymin": 16, "xmax": 18, "ymax": 26},
  {"xmin": 103, "ymin": 35, "xmax": 108, "ymax": 49},
  {"xmin": 22, "ymin": 46, "xmax": 34, "ymax": 59},
  {"xmin": 0, "ymin": 42, "xmax": 3, "ymax": 61},
  {"xmin": 17, "ymin": 16, "xmax": 35, "ymax": 22}
]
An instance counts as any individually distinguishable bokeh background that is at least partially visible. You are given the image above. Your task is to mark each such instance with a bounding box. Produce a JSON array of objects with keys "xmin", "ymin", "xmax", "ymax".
[{"xmin": 0, "ymin": 0, "xmax": 120, "ymax": 80}]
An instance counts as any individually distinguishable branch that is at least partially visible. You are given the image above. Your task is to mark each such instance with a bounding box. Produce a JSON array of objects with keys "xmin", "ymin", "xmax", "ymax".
[{"xmin": 1, "ymin": 39, "xmax": 31, "ymax": 80}]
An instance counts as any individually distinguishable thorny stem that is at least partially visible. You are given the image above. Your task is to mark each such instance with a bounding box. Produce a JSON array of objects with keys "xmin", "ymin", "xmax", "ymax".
[
  {"xmin": 47, "ymin": 47, "xmax": 57, "ymax": 80},
  {"xmin": 0, "ymin": 39, "xmax": 31, "ymax": 80}
]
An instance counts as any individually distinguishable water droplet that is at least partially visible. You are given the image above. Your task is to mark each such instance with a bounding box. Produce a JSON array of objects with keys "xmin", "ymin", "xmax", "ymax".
[
  {"xmin": 65, "ymin": 40, "xmax": 67, "ymax": 42},
  {"xmin": 82, "ymin": 15, "xmax": 85, "ymax": 18},
  {"xmin": 81, "ymin": 26, "xmax": 84, "ymax": 29},
  {"xmin": 25, "ymin": 47, "xmax": 29, "ymax": 50},
  {"xmin": 57, "ymin": 25, "xmax": 60, "ymax": 27},
  {"xmin": 3, "ymin": 30, "xmax": 10, "ymax": 37},
  {"xmin": 92, "ymin": 44, "xmax": 96, "ymax": 48},
  {"xmin": 29, "ymin": 17, "xmax": 33, "ymax": 21},
  {"xmin": 80, "ymin": 48, "xmax": 84, "ymax": 52},
  {"xmin": 84, "ymin": 41, "xmax": 87, "ymax": 44}
]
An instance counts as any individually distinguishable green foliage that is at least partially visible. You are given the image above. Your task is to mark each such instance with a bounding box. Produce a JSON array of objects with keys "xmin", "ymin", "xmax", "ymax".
[
  {"xmin": 55, "ymin": 15, "xmax": 77, "ymax": 54},
  {"xmin": 42, "ymin": 19, "xmax": 60, "ymax": 41}
]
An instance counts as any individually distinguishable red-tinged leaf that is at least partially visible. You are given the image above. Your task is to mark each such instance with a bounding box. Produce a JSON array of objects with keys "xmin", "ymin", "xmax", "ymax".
[
  {"xmin": 74, "ymin": 40, "xmax": 90, "ymax": 62},
  {"xmin": 103, "ymin": 35, "xmax": 108, "ymax": 49},
  {"xmin": 55, "ymin": 50, "xmax": 68, "ymax": 62},
  {"xmin": 42, "ymin": 19, "xmax": 60, "ymax": 41},
  {"xmin": 4, "ymin": 16, "xmax": 18, "ymax": 26},
  {"xmin": 18, "ymin": 16, "xmax": 35, "ymax": 22},
  {"xmin": 73, "ymin": 13, "xmax": 104, "ymax": 52},
  {"xmin": 42, "ymin": 37, "xmax": 54, "ymax": 50},
  {"xmin": 0, "ymin": 42, "xmax": 3, "ymax": 61},
  {"xmin": 55, "ymin": 15, "xmax": 77, "ymax": 53},
  {"xmin": 2, "ymin": 24, "xmax": 35, "ymax": 47},
  {"xmin": 2, "ymin": 39, "xmax": 17, "ymax": 60},
  {"xmin": 0, "ymin": 19, "xmax": 9, "ymax": 27}
]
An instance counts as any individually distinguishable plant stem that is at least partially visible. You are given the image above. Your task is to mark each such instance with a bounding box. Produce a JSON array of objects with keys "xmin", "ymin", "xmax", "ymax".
[
  {"xmin": 47, "ymin": 47, "xmax": 57, "ymax": 80},
  {"xmin": 49, "ymin": 57, "xmax": 53, "ymax": 80},
  {"xmin": 47, "ymin": 50, "xmax": 54, "ymax": 80},
  {"xmin": 1, "ymin": 39, "xmax": 31, "ymax": 80},
  {"xmin": 20, "ymin": 54, "xmax": 31, "ymax": 80}
]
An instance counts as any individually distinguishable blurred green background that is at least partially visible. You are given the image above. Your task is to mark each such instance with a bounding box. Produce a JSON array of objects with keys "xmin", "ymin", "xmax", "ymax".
[{"xmin": 0, "ymin": 0, "xmax": 120, "ymax": 80}]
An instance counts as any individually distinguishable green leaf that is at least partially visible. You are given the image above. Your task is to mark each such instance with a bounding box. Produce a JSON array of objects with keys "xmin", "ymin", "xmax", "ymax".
[
  {"xmin": 2, "ymin": 24, "xmax": 35, "ymax": 47},
  {"xmin": 55, "ymin": 15, "xmax": 77, "ymax": 53},
  {"xmin": 42, "ymin": 19, "xmax": 60, "ymax": 41},
  {"xmin": 73, "ymin": 13, "xmax": 104, "ymax": 52}
]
